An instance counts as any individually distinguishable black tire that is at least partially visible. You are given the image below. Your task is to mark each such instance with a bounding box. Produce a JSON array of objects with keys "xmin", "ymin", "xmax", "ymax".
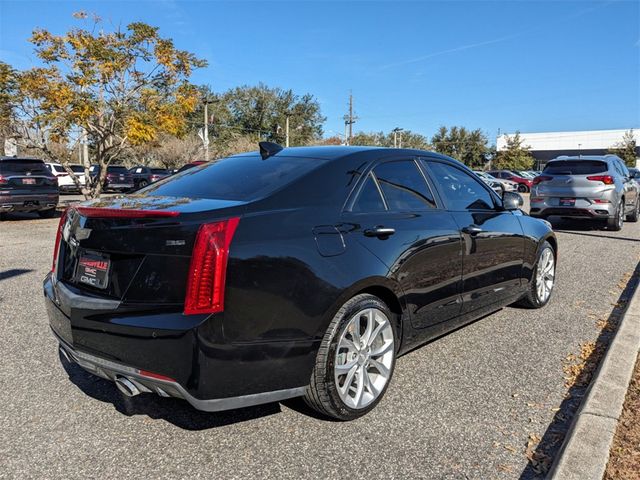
[
  {"xmin": 139, "ymin": 180, "xmax": 148, "ymax": 188},
  {"xmin": 517, "ymin": 184, "xmax": 529, "ymax": 193},
  {"xmin": 38, "ymin": 208, "xmax": 56, "ymax": 219},
  {"xmin": 516, "ymin": 241, "xmax": 556, "ymax": 309},
  {"xmin": 626, "ymin": 198, "xmax": 639, "ymax": 222},
  {"xmin": 0, "ymin": 212, "xmax": 6, "ymax": 221},
  {"xmin": 606, "ymin": 199, "xmax": 624, "ymax": 231},
  {"xmin": 304, "ymin": 294, "xmax": 397, "ymax": 421}
]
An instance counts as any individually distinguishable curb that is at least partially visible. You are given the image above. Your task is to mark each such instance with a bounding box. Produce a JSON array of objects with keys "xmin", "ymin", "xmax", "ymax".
[{"xmin": 548, "ymin": 266, "xmax": 640, "ymax": 480}]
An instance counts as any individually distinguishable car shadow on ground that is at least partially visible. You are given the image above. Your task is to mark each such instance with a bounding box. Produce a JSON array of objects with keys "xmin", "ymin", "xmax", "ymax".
[
  {"xmin": 59, "ymin": 352, "xmax": 284, "ymax": 430},
  {"xmin": 547, "ymin": 216, "xmax": 640, "ymax": 243},
  {"xmin": 519, "ymin": 260, "xmax": 640, "ymax": 479},
  {"xmin": 1, "ymin": 211, "xmax": 63, "ymax": 221},
  {"xmin": 0, "ymin": 268, "xmax": 34, "ymax": 281}
]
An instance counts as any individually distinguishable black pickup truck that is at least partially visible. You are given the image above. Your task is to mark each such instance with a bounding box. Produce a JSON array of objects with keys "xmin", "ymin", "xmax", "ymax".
[{"xmin": 0, "ymin": 157, "xmax": 59, "ymax": 219}]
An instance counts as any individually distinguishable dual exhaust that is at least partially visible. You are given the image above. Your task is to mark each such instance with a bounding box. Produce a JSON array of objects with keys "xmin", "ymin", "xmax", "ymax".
[{"xmin": 115, "ymin": 376, "xmax": 141, "ymax": 397}]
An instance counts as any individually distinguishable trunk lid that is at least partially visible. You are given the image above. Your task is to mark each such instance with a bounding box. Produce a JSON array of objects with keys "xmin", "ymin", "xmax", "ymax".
[{"xmin": 57, "ymin": 195, "xmax": 246, "ymax": 305}]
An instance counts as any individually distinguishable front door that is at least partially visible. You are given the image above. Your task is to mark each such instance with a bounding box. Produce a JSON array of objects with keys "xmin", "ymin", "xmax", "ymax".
[{"xmin": 422, "ymin": 159, "xmax": 525, "ymax": 314}]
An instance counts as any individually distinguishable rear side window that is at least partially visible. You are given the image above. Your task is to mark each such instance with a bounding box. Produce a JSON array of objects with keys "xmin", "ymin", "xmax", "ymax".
[
  {"xmin": 352, "ymin": 174, "xmax": 386, "ymax": 212},
  {"xmin": 0, "ymin": 160, "xmax": 50, "ymax": 176},
  {"xmin": 425, "ymin": 161, "xmax": 494, "ymax": 211},
  {"xmin": 373, "ymin": 160, "xmax": 436, "ymax": 210},
  {"xmin": 143, "ymin": 154, "xmax": 326, "ymax": 201},
  {"xmin": 544, "ymin": 160, "xmax": 607, "ymax": 175}
]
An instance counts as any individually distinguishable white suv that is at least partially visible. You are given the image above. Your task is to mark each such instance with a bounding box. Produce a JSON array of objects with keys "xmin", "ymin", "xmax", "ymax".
[{"xmin": 44, "ymin": 163, "xmax": 86, "ymax": 193}]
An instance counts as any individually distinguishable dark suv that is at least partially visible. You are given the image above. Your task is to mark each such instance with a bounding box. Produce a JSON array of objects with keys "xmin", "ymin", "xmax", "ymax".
[
  {"xmin": 89, "ymin": 165, "xmax": 134, "ymax": 192},
  {"xmin": 0, "ymin": 157, "xmax": 59, "ymax": 219},
  {"xmin": 129, "ymin": 166, "xmax": 170, "ymax": 189}
]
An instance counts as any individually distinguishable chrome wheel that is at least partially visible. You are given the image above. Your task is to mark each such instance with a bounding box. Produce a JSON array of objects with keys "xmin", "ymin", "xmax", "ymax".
[
  {"xmin": 536, "ymin": 248, "xmax": 555, "ymax": 303},
  {"xmin": 334, "ymin": 308, "xmax": 394, "ymax": 409}
]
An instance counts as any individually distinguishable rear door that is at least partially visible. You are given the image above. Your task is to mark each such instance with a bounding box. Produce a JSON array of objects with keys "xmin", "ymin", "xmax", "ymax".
[
  {"xmin": 341, "ymin": 157, "xmax": 463, "ymax": 331},
  {"xmin": 422, "ymin": 159, "xmax": 525, "ymax": 313}
]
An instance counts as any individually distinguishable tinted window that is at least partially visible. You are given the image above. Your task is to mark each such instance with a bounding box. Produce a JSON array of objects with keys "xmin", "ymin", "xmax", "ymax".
[
  {"xmin": 151, "ymin": 168, "xmax": 167, "ymax": 174},
  {"xmin": 426, "ymin": 161, "xmax": 494, "ymax": 211},
  {"xmin": 107, "ymin": 166, "xmax": 128, "ymax": 174},
  {"xmin": 544, "ymin": 160, "xmax": 607, "ymax": 175},
  {"xmin": 144, "ymin": 154, "xmax": 325, "ymax": 201},
  {"xmin": 70, "ymin": 165, "xmax": 85, "ymax": 173},
  {"xmin": 0, "ymin": 159, "xmax": 50, "ymax": 176},
  {"xmin": 352, "ymin": 174, "xmax": 386, "ymax": 212},
  {"xmin": 373, "ymin": 160, "xmax": 436, "ymax": 210}
]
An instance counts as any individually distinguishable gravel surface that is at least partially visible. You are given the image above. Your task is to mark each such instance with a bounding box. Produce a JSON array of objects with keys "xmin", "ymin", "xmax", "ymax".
[{"xmin": 1, "ymin": 198, "xmax": 639, "ymax": 480}]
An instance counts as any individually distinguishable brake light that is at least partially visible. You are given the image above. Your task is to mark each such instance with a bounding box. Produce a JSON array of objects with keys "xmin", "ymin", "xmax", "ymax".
[
  {"xmin": 52, "ymin": 208, "xmax": 69, "ymax": 272},
  {"xmin": 532, "ymin": 176, "xmax": 552, "ymax": 185},
  {"xmin": 184, "ymin": 217, "xmax": 240, "ymax": 315},
  {"xmin": 593, "ymin": 199, "xmax": 611, "ymax": 204},
  {"xmin": 0, "ymin": 175, "xmax": 7, "ymax": 185},
  {"xmin": 587, "ymin": 175, "xmax": 614, "ymax": 185},
  {"xmin": 75, "ymin": 207, "xmax": 179, "ymax": 218}
]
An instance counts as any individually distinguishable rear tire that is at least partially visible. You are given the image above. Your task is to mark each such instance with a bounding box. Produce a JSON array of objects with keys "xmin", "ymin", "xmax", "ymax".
[
  {"xmin": 304, "ymin": 294, "xmax": 397, "ymax": 421},
  {"xmin": 517, "ymin": 184, "xmax": 528, "ymax": 193},
  {"xmin": 606, "ymin": 199, "xmax": 624, "ymax": 231},
  {"xmin": 38, "ymin": 209, "xmax": 56, "ymax": 219},
  {"xmin": 516, "ymin": 241, "xmax": 555, "ymax": 309},
  {"xmin": 139, "ymin": 180, "xmax": 148, "ymax": 188},
  {"xmin": 626, "ymin": 198, "xmax": 639, "ymax": 222}
]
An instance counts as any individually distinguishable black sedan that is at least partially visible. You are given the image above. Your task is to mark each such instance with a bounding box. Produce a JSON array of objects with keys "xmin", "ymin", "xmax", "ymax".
[{"xmin": 44, "ymin": 144, "xmax": 557, "ymax": 420}]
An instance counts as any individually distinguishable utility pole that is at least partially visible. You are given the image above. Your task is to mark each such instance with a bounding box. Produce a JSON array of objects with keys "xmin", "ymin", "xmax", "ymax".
[
  {"xmin": 285, "ymin": 116, "xmax": 290, "ymax": 147},
  {"xmin": 203, "ymin": 98, "xmax": 210, "ymax": 161},
  {"xmin": 392, "ymin": 127, "xmax": 403, "ymax": 148},
  {"xmin": 343, "ymin": 92, "xmax": 358, "ymax": 146}
]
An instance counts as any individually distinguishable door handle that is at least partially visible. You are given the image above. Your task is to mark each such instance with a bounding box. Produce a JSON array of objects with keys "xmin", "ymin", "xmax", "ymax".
[
  {"xmin": 461, "ymin": 225, "xmax": 483, "ymax": 235},
  {"xmin": 364, "ymin": 226, "xmax": 396, "ymax": 238}
]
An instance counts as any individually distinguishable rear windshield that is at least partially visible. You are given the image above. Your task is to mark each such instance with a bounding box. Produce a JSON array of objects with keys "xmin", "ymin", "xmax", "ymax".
[
  {"xmin": 151, "ymin": 168, "xmax": 168, "ymax": 174},
  {"xmin": 544, "ymin": 160, "xmax": 607, "ymax": 175},
  {"xmin": 0, "ymin": 159, "xmax": 50, "ymax": 175},
  {"xmin": 69, "ymin": 165, "xmax": 85, "ymax": 173},
  {"xmin": 143, "ymin": 154, "xmax": 325, "ymax": 201},
  {"xmin": 107, "ymin": 166, "xmax": 129, "ymax": 174}
]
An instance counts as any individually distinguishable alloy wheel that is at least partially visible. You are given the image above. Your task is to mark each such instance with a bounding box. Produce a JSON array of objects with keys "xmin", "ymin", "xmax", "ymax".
[
  {"xmin": 536, "ymin": 248, "xmax": 555, "ymax": 303},
  {"xmin": 617, "ymin": 201, "xmax": 624, "ymax": 229},
  {"xmin": 334, "ymin": 308, "xmax": 394, "ymax": 409}
]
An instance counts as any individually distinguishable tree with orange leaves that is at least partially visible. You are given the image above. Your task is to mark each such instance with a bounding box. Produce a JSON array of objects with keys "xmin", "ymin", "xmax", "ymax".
[{"xmin": 8, "ymin": 12, "xmax": 206, "ymax": 198}]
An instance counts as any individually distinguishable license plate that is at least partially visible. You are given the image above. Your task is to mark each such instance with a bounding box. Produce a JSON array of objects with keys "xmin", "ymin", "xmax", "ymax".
[
  {"xmin": 22, "ymin": 178, "xmax": 36, "ymax": 185},
  {"xmin": 560, "ymin": 198, "xmax": 575, "ymax": 206},
  {"xmin": 76, "ymin": 253, "xmax": 111, "ymax": 289}
]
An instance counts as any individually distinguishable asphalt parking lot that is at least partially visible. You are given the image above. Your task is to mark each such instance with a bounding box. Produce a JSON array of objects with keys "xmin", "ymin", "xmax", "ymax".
[{"xmin": 1, "ymin": 198, "xmax": 639, "ymax": 480}]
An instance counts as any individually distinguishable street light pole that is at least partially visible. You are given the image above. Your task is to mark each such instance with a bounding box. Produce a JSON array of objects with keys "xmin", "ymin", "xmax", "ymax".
[
  {"xmin": 203, "ymin": 99, "xmax": 209, "ymax": 161},
  {"xmin": 285, "ymin": 116, "xmax": 290, "ymax": 147}
]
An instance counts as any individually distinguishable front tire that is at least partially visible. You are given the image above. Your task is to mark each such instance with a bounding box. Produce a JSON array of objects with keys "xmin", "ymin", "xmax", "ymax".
[
  {"xmin": 304, "ymin": 294, "xmax": 397, "ymax": 420},
  {"xmin": 517, "ymin": 241, "xmax": 556, "ymax": 309}
]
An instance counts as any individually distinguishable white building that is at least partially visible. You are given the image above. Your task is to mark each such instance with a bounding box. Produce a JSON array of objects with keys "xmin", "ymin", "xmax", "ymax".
[{"xmin": 497, "ymin": 129, "xmax": 640, "ymax": 168}]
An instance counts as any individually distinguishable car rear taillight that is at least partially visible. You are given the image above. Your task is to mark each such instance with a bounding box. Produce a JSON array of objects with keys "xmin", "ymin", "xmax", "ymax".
[
  {"xmin": 75, "ymin": 207, "xmax": 179, "ymax": 218},
  {"xmin": 593, "ymin": 199, "xmax": 611, "ymax": 204},
  {"xmin": 0, "ymin": 175, "xmax": 7, "ymax": 185},
  {"xmin": 184, "ymin": 217, "xmax": 240, "ymax": 315},
  {"xmin": 587, "ymin": 175, "xmax": 614, "ymax": 185},
  {"xmin": 532, "ymin": 176, "xmax": 552, "ymax": 185},
  {"xmin": 52, "ymin": 208, "xmax": 69, "ymax": 272}
]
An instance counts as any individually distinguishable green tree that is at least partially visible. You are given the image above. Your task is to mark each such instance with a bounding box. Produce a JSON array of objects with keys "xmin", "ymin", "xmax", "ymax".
[
  {"xmin": 10, "ymin": 12, "xmax": 206, "ymax": 197},
  {"xmin": 493, "ymin": 132, "xmax": 534, "ymax": 170},
  {"xmin": 350, "ymin": 129, "xmax": 429, "ymax": 149},
  {"xmin": 608, "ymin": 130, "xmax": 638, "ymax": 167},
  {"xmin": 430, "ymin": 126, "xmax": 489, "ymax": 169},
  {"xmin": 0, "ymin": 61, "xmax": 17, "ymax": 152}
]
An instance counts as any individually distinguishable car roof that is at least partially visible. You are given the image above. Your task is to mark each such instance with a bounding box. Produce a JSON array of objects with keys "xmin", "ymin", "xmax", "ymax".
[
  {"xmin": 0, "ymin": 156, "xmax": 44, "ymax": 162},
  {"xmin": 231, "ymin": 145, "xmax": 456, "ymax": 164},
  {"xmin": 550, "ymin": 155, "xmax": 619, "ymax": 162}
]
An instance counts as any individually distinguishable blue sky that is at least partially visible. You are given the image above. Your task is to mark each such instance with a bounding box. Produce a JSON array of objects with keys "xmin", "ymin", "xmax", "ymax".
[{"xmin": 1, "ymin": 0, "xmax": 639, "ymax": 144}]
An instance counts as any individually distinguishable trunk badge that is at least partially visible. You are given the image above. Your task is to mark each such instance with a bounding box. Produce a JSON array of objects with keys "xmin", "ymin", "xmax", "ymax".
[{"xmin": 166, "ymin": 240, "xmax": 185, "ymax": 246}]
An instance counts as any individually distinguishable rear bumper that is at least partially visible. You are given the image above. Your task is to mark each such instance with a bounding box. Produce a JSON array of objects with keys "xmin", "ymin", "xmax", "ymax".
[
  {"xmin": 530, "ymin": 197, "xmax": 616, "ymax": 219},
  {"xmin": 43, "ymin": 273, "xmax": 312, "ymax": 411},
  {"xmin": 0, "ymin": 193, "xmax": 58, "ymax": 212}
]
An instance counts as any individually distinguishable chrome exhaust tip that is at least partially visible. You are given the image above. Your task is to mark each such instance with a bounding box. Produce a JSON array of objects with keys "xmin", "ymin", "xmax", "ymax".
[
  {"xmin": 59, "ymin": 346, "xmax": 72, "ymax": 363},
  {"xmin": 115, "ymin": 376, "xmax": 141, "ymax": 397}
]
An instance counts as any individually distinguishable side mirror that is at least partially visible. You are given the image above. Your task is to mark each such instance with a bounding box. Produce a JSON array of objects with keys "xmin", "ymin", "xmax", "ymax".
[
  {"xmin": 502, "ymin": 191, "xmax": 524, "ymax": 211},
  {"xmin": 629, "ymin": 171, "xmax": 638, "ymax": 179}
]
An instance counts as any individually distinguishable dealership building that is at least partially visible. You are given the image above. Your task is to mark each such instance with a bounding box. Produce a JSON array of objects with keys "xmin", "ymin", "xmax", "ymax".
[{"xmin": 496, "ymin": 128, "xmax": 640, "ymax": 168}]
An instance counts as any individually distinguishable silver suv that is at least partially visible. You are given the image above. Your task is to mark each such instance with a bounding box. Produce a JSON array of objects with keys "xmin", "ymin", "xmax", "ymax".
[{"xmin": 530, "ymin": 155, "xmax": 639, "ymax": 231}]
